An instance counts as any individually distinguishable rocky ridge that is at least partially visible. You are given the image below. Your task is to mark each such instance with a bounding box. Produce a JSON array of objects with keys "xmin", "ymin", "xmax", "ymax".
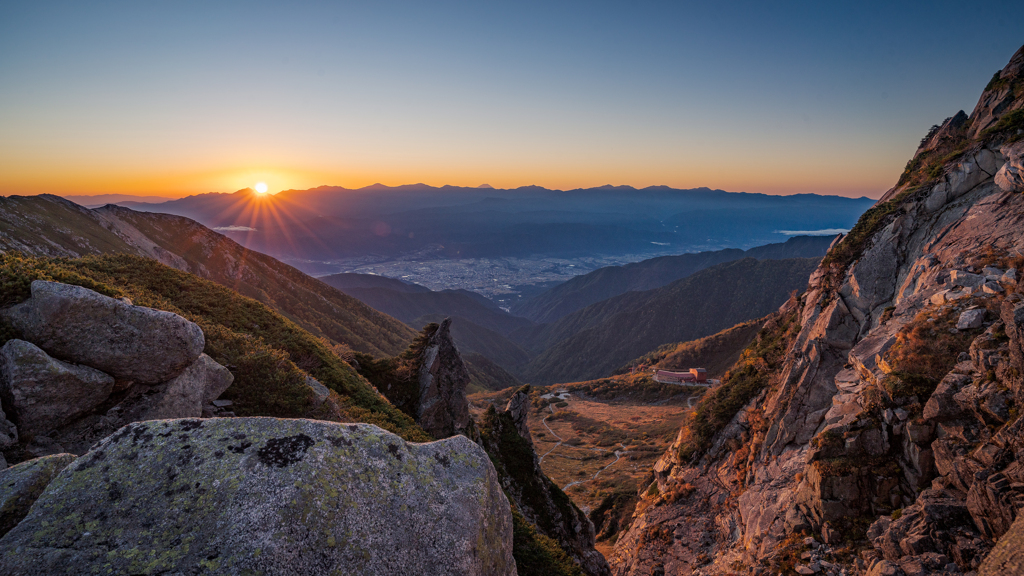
[
  {"xmin": 612, "ymin": 44, "xmax": 1024, "ymax": 575},
  {"xmin": 479, "ymin": 387, "xmax": 612, "ymax": 576}
]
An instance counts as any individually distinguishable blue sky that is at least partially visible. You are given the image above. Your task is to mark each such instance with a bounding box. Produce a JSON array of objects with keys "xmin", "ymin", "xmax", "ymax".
[{"xmin": 1, "ymin": 1, "xmax": 1021, "ymax": 197}]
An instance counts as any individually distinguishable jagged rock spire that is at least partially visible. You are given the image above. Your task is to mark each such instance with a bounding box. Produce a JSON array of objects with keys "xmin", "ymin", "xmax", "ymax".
[
  {"xmin": 416, "ymin": 318, "xmax": 471, "ymax": 439},
  {"xmin": 504, "ymin": 385, "xmax": 532, "ymax": 445}
]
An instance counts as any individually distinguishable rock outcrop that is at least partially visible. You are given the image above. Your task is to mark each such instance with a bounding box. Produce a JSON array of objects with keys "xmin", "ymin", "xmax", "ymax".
[
  {"xmin": 480, "ymin": 402, "xmax": 611, "ymax": 576},
  {"xmin": 417, "ymin": 318, "xmax": 471, "ymax": 438},
  {"xmin": 0, "ymin": 339, "xmax": 114, "ymax": 435},
  {"xmin": 505, "ymin": 385, "xmax": 533, "ymax": 445},
  {"xmin": 0, "ymin": 418, "xmax": 516, "ymax": 576},
  {"xmin": 365, "ymin": 319, "xmax": 610, "ymax": 574},
  {"xmin": 996, "ymin": 140, "xmax": 1024, "ymax": 193},
  {"xmin": 0, "ymin": 453, "xmax": 75, "ymax": 537},
  {"xmin": 138, "ymin": 353, "xmax": 234, "ymax": 420},
  {"xmin": 0, "ymin": 281, "xmax": 234, "ymax": 463},
  {"xmin": 612, "ymin": 44, "xmax": 1024, "ymax": 576},
  {"xmin": 2, "ymin": 280, "xmax": 205, "ymax": 384}
]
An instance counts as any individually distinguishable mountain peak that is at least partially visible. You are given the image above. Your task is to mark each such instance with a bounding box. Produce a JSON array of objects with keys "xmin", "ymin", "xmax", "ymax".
[{"xmin": 967, "ymin": 42, "xmax": 1024, "ymax": 139}]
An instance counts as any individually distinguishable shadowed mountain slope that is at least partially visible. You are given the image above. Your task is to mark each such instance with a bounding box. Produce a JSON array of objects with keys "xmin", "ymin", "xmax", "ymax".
[
  {"xmin": 335, "ymin": 285, "xmax": 536, "ymax": 336},
  {"xmin": 318, "ymin": 272, "xmax": 430, "ymax": 294},
  {"xmin": 513, "ymin": 235, "xmax": 834, "ymax": 323},
  {"xmin": 518, "ymin": 257, "xmax": 820, "ymax": 384},
  {"xmin": 616, "ymin": 317, "xmax": 766, "ymax": 379}
]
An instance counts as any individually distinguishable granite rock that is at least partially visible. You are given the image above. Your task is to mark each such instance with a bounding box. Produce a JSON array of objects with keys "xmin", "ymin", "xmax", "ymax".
[
  {"xmin": 0, "ymin": 453, "xmax": 76, "ymax": 538},
  {"xmin": 0, "ymin": 339, "xmax": 114, "ymax": 436},
  {"xmin": 1, "ymin": 280, "xmax": 204, "ymax": 384},
  {"xmin": 0, "ymin": 418, "xmax": 516, "ymax": 576}
]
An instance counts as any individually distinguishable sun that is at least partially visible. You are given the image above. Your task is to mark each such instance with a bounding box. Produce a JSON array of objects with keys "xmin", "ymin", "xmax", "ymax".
[{"xmin": 254, "ymin": 182, "xmax": 268, "ymax": 194}]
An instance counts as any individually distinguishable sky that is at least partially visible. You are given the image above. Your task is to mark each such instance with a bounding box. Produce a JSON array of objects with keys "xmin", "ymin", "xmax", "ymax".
[{"xmin": 1, "ymin": 1, "xmax": 1022, "ymax": 199}]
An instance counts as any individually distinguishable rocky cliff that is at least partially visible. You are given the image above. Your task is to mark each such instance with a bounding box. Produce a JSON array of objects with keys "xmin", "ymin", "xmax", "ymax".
[{"xmin": 612, "ymin": 44, "xmax": 1024, "ymax": 576}]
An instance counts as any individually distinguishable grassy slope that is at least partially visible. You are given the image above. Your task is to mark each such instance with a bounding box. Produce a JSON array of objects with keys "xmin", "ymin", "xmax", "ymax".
[
  {"xmin": 520, "ymin": 257, "xmax": 819, "ymax": 384},
  {"xmin": 0, "ymin": 253, "xmax": 430, "ymax": 442},
  {"xmin": 0, "ymin": 195, "xmax": 139, "ymax": 257},
  {"xmin": 102, "ymin": 206, "xmax": 417, "ymax": 357}
]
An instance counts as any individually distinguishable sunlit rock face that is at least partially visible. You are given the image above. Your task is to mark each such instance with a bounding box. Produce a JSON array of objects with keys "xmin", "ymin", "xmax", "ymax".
[
  {"xmin": 612, "ymin": 44, "xmax": 1024, "ymax": 576},
  {"xmin": 0, "ymin": 418, "xmax": 517, "ymax": 576}
]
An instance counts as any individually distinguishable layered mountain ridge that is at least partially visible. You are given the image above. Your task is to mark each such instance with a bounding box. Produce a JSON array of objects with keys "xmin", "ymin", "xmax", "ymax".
[{"xmin": 113, "ymin": 183, "xmax": 872, "ymax": 263}]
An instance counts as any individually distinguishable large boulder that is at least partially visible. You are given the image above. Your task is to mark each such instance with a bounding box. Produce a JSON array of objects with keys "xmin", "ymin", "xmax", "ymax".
[
  {"xmin": 0, "ymin": 453, "xmax": 76, "ymax": 537},
  {"xmin": 417, "ymin": 318, "xmax": 471, "ymax": 438},
  {"xmin": 0, "ymin": 339, "xmax": 114, "ymax": 436},
  {"xmin": 138, "ymin": 353, "xmax": 234, "ymax": 420},
  {"xmin": 1, "ymin": 281, "xmax": 204, "ymax": 384},
  {"xmin": 0, "ymin": 418, "xmax": 516, "ymax": 576}
]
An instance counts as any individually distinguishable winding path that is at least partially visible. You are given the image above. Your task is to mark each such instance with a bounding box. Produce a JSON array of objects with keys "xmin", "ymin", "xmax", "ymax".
[
  {"xmin": 538, "ymin": 414, "xmax": 563, "ymax": 464},
  {"xmin": 561, "ymin": 443, "xmax": 628, "ymax": 492}
]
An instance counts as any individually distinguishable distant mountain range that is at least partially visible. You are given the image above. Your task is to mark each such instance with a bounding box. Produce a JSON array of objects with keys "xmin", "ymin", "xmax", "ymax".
[
  {"xmin": 315, "ymin": 236, "xmax": 830, "ymax": 384},
  {"xmin": 107, "ymin": 184, "xmax": 873, "ymax": 266}
]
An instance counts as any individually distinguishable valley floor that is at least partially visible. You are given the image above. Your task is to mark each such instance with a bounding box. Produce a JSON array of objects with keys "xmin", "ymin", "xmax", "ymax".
[{"xmin": 470, "ymin": 376, "xmax": 700, "ymax": 561}]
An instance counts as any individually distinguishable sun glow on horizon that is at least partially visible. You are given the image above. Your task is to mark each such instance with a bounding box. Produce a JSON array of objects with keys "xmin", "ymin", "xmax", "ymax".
[{"xmin": 254, "ymin": 182, "xmax": 268, "ymax": 194}]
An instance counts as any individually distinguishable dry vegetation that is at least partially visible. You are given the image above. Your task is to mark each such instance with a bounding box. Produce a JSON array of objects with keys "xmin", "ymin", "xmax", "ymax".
[
  {"xmin": 616, "ymin": 317, "xmax": 764, "ymax": 378},
  {"xmin": 469, "ymin": 373, "xmax": 699, "ymax": 555}
]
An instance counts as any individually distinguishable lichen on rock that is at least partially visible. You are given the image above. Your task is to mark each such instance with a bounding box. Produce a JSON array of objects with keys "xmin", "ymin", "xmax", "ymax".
[
  {"xmin": 0, "ymin": 417, "xmax": 516, "ymax": 576},
  {"xmin": 0, "ymin": 452, "xmax": 75, "ymax": 538}
]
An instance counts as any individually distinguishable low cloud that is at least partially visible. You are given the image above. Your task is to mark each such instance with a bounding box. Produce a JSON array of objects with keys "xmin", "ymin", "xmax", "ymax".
[
  {"xmin": 213, "ymin": 225, "xmax": 257, "ymax": 232},
  {"xmin": 775, "ymin": 228, "xmax": 849, "ymax": 236}
]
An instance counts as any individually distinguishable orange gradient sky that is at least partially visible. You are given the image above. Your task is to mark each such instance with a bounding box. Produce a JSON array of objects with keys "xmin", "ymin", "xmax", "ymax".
[{"xmin": 2, "ymin": 2, "xmax": 1022, "ymax": 200}]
